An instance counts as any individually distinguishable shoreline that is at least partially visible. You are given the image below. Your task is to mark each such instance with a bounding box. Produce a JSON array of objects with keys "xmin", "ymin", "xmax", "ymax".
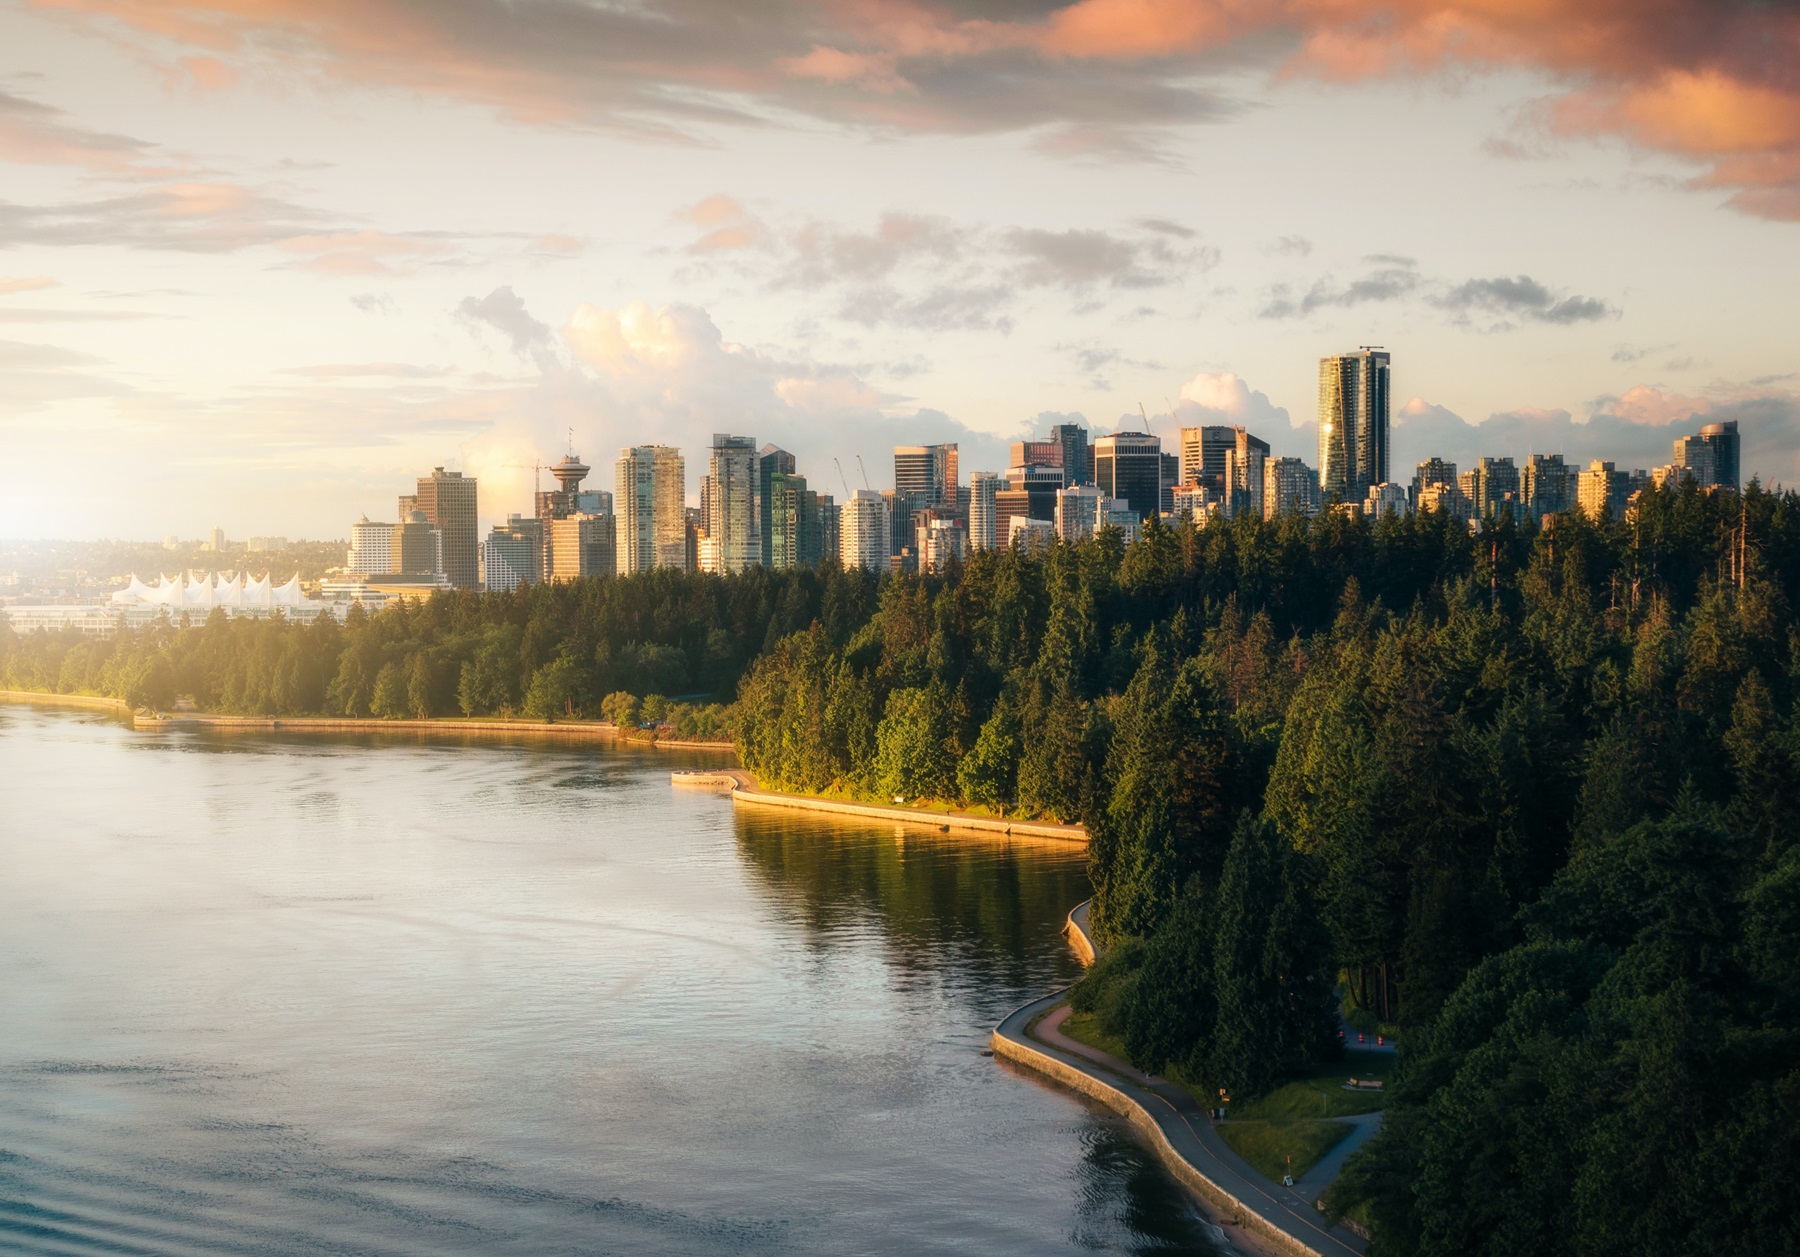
[
  {"xmin": 992, "ymin": 902, "xmax": 1364, "ymax": 1257},
  {"xmin": 728, "ymin": 779, "xmax": 1088, "ymax": 843},
  {"xmin": 0, "ymin": 691, "xmax": 735, "ymax": 751}
]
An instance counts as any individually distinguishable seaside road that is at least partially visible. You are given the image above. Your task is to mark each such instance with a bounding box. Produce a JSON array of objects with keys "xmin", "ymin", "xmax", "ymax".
[{"xmin": 995, "ymin": 992, "xmax": 1366, "ymax": 1257}]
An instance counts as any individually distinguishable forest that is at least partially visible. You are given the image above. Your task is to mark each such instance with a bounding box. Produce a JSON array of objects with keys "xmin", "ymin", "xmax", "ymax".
[{"xmin": 4, "ymin": 483, "xmax": 1798, "ymax": 1254}]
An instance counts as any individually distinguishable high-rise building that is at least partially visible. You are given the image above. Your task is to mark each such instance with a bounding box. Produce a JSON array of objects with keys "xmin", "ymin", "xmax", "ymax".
[
  {"xmin": 1220, "ymin": 430, "xmax": 1271, "ymax": 519},
  {"xmin": 1671, "ymin": 420, "xmax": 1741, "ymax": 490},
  {"xmin": 536, "ymin": 452, "xmax": 591, "ymax": 522},
  {"xmin": 1577, "ymin": 460, "xmax": 1632, "ymax": 520},
  {"xmin": 968, "ymin": 471, "xmax": 1000, "ymax": 551},
  {"xmin": 393, "ymin": 510, "xmax": 444, "ymax": 576},
  {"xmin": 1523, "ymin": 454, "xmax": 1576, "ymax": 520},
  {"xmin": 1008, "ymin": 517, "xmax": 1056, "ymax": 554},
  {"xmin": 1050, "ymin": 423, "xmax": 1092, "ymax": 486},
  {"xmin": 757, "ymin": 445, "xmax": 796, "ymax": 566},
  {"xmin": 839, "ymin": 489, "xmax": 892, "ymax": 572},
  {"xmin": 917, "ymin": 516, "xmax": 967, "ymax": 574},
  {"xmin": 1182, "ymin": 425, "xmax": 1244, "ymax": 494},
  {"xmin": 348, "ymin": 516, "xmax": 395, "ymax": 575},
  {"xmin": 1466, "ymin": 457, "xmax": 1521, "ymax": 520},
  {"xmin": 1010, "ymin": 440, "xmax": 1063, "ymax": 471},
  {"xmin": 204, "ymin": 526, "xmax": 226, "ymax": 553},
  {"xmin": 1365, "ymin": 483, "xmax": 1409, "ymax": 517},
  {"xmin": 548, "ymin": 514, "xmax": 615, "ymax": 581},
  {"xmin": 1263, "ymin": 457, "xmax": 1321, "ymax": 519},
  {"xmin": 1171, "ymin": 484, "xmax": 1216, "ymax": 521},
  {"xmin": 893, "ymin": 444, "xmax": 959, "ymax": 508},
  {"xmin": 616, "ymin": 446, "xmax": 688, "ymax": 574},
  {"xmin": 1318, "ymin": 349, "xmax": 1391, "ymax": 502},
  {"xmin": 701, "ymin": 434, "xmax": 759, "ymax": 575},
  {"xmin": 1417, "ymin": 480, "xmax": 1472, "ymax": 520},
  {"xmin": 767, "ymin": 471, "xmax": 835, "ymax": 570},
  {"xmin": 1412, "ymin": 458, "xmax": 1459, "ymax": 508},
  {"xmin": 484, "ymin": 515, "xmax": 541, "ymax": 592},
  {"xmin": 1005, "ymin": 463, "xmax": 1064, "ymax": 524},
  {"xmin": 411, "ymin": 467, "xmax": 479, "ymax": 589},
  {"xmin": 1093, "ymin": 432, "xmax": 1163, "ymax": 521}
]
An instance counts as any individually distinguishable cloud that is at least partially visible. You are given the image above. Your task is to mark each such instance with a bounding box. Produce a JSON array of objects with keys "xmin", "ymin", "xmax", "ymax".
[
  {"xmin": 1261, "ymin": 261, "xmax": 1420, "ymax": 319},
  {"xmin": 1269, "ymin": 235, "xmax": 1313, "ymax": 257},
  {"xmin": 1388, "ymin": 383, "xmax": 1800, "ymax": 486},
  {"xmin": 349, "ymin": 292, "xmax": 396, "ymax": 314},
  {"xmin": 1438, "ymin": 275, "xmax": 1614, "ymax": 327},
  {"xmin": 275, "ymin": 229, "xmax": 456, "ymax": 276},
  {"xmin": 1172, "ymin": 371, "xmax": 1302, "ymax": 453},
  {"xmin": 455, "ymin": 285, "xmax": 553, "ymax": 357},
  {"xmin": 278, "ymin": 362, "xmax": 450, "ymax": 379},
  {"xmin": 0, "ymin": 88, "xmax": 165, "ymax": 175},
  {"xmin": 40, "ymin": 1, "xmax": 1800, "ymax": 215},
  {"xmin": 0, "ymin": 182, "xmax": 322, "ymax": 251},
  {"xmin": 683, "ymin": 202, "xmax": 1215, "ymax": 328},
  {"xmin": 0, "ymin": 336, "xmax": 131, "ymax": 409},
  {"xmin": 0, "ymin": 276, "xmax": 58, "ymax": 294}
]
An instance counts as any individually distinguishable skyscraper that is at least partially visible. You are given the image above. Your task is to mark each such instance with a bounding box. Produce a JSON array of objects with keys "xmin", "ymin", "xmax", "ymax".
[
  {"xmin": 1318, "ymin": 349, "xmax": 1391, "ymax": 502},
  {"xmin": 616, "ymin": 445, "xmax": 688, "ymax": 574},
  {"xmin": 1263, "ymin": 457, "xmax": 1321, "ymax": 519},
  {"xmin": 839, "ymin": 489, "xmax": 892, "ymax": 572},
  {"xmin": 393, "ymin": 510, "xmax": 444, "ymax": 576},
  {"xmin": 757, "ymin": 445, "xmax": 796, "ymax": 565},
  {"xmin": 968, "ymin": 471, "xmax": 1000, "ymax": 551},
  {"xmin": 411, "ymin": 467, "xmax": 479, "ymax": 589},
  {"xmin": 348, "ymin": 516, "xmax": 395, "ymax": 575},
  {"xmin": 1412, "ymin": 458, "xmax": 1459, "ymax": 507},
  {"xmin": 702, "ymin": 434, "xmax": 759, "ymax": 574},
  {"xmin": 1182, "ymin": 425, "xmax": 1240, "ymax": 493},
  {"xmin": 893, "ymin": 444, "xmax": 959, "ymax": 507},
  {"xmin": 1672, "ymin": 420, "xmax": 1741, "ymax": 490},
  {"xmin": 1523, "ymin": 454, "xmax": 1576, "ymax": 519},
  {"xmin": 1050, "ymin": 423, "xmax": 1092, "ymax": 486},
  {"xmin": 548, "ymin": 513, "xmax": 616, "ymax": 581},
  {"xmin": 1092, "ymin": 432, "xmax": 1163, "ymax": 521},
  {"xmin": 483, "ymin": 515, "xmax": 540, "ymax": 592},
  {"xmin": 1467, "ymin": 456, "xmax": 1521, "ymax": 520}
]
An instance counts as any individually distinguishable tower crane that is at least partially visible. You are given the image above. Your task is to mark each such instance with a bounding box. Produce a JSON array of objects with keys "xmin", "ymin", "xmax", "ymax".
[
  {"xmin": 503, "ymin": 460, "xmax": 549, "ymax": 515},
  {"xmin": 833, "ymin": 457, "xmax": 853, "ymax": 498},
  {"xmin": 855, "ymin": 455, "xmax": 872, "ymax": 490}
]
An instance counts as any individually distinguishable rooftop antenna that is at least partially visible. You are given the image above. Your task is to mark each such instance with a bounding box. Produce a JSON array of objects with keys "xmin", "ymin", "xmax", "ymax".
[{"xmin": 833, "ymin": 457, "xmax": 853, "ymax": 498}]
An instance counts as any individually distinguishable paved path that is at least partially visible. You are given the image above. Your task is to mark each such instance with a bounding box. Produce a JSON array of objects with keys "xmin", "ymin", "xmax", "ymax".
[{"xmin": 1291, "ymin": 1112, "xmax": 1381, "ymax": 1205}]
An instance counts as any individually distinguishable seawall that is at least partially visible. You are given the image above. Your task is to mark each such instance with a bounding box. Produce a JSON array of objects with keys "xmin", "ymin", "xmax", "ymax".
[
  {"xmin": 729, "ymin": 784, "xmax": 1088, "ymax": 843},
  {"xmin": 0, "ymin": 692, "xmax": 736, "ymax": 751},
  {"xmin": 993, "ymin": 901, "xmax": 1364, "ymax": 1257},
  {"xmin": 0, "ymin": 689, "xmax": 131, "ymax": 716}
]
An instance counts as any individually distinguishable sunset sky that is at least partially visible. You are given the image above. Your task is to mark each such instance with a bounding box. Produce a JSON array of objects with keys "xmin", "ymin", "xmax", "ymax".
[{"xmin": 2, "ymin": 0, "xmax": 1797, "ymax": 539}]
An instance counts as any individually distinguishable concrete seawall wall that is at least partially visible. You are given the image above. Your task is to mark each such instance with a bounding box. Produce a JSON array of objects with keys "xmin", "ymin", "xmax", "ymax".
[
  {"xmin": 0, "ymin": 690, "xmax": 131, "ymax": 716},
  {"xmin": 990, "ymin": 1004, "xmax": 1332, "ymax": 1257},
  {"xmin": 729, "ymin": 786, "xmax": 1088, "ymax": 843}
]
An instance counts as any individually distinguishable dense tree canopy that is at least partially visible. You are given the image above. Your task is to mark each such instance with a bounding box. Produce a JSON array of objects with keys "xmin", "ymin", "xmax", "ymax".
[{"xmin": 8, "ymin": 481, "xmax": 1800, "ymax": 1251}]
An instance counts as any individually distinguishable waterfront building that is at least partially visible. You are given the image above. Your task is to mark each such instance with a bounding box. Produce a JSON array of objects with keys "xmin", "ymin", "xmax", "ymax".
[
  {"xmin": 967, "ymin": 471, "xmax": 1000, "ymax": 551},
  {"xmin": 1318, "ymin": 349, "xmax": 1391, "ymax": 502},
  {"xmin": 894, "ymin": 443, "xmax": 959, "ymax": 508},
  {"xmin": 1093, "ymin": 431, "xmax": 1163, "ymax": 521},
  {"xmin": 839, "ymin": 489, "xmax": 892, "ymax": 572},
  {"xmin": 616, "ymin": 445, "xmax": 688, "ymax": 574},
  {"xmin": 1412, "ymin": 458, "xmax": 1458, "ymax": 507},
  {"xmin": 1262, "ymin": 457, "xmax": 1321, "ymax": 519},
  {"xmin": 348, "ymin": 516, "xmax": 395, "ymax": 575},
  {"xmin": 1523, "ymin": 454, "xmax": 1576, "ymax": 520},
  {"xmin": 1671, "ymin": 420, "xmax": 1741, "ymax": 490},
  {"xmin": 407, "ymin": 467, "xmax": 479, "ymax": 589},
  {"xmin": 1050, "ymin": 423, "xmax": 1092, "ymax": 486},
  {"xmin": 484, "ymin": 515, "xmax": 542, "ymax": 592},
  {"xmin": 2, "ymin": 571, "xmax": 340, "ymax": 634}
]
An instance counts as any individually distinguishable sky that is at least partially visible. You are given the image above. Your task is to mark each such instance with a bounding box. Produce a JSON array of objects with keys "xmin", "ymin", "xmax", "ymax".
[{"xmin": 0, "ymin": 0, "xmax": 1796, "ymax": 540}]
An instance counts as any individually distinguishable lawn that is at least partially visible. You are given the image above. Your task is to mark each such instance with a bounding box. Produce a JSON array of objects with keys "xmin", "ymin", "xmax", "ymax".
[
  {"xmin": 1218, "ymin": 1119, "xmax": 1355, "ymax": 1182},
  {"xmin": 1057, "ymin": 1010, "xmax": 1132, "ymax": 1062},
  {"xmin": 1228, "ymin": 1050, "xmax": 1394, "ymax": 1121}
]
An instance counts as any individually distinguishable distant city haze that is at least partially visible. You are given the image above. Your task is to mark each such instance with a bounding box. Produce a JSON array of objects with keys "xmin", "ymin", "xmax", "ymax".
[{"xmin": 0, "ymin": 2, "xmax": 1796, "ymax": 538}]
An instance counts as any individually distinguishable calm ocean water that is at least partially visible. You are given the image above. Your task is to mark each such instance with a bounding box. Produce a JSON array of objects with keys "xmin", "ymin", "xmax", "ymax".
[{"xmin": 0, "ymin": 706, "xmax": 1220, "ymax": 1255}]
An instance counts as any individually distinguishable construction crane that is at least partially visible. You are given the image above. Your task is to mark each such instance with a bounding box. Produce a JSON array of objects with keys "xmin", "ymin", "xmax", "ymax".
[
  {"xmin": 1139, "ymin": 402, "xmax": 1152, "ymax": 431},
  {"xmin": 855, "ymin": 455, "xmax": 871, "ymax": 490},
  {"xmin": 833, "ymin": 457, "xmax": 853, "ymax": 498},
  {"xmin": 502, "ymin": 460, "xmax": 549, "ymax": 515}
]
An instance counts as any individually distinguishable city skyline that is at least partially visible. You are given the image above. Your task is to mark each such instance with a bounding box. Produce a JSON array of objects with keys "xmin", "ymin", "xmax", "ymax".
[{"xmin": 2, "ymin": 3, "xmax": 1798, "ymax": 539}]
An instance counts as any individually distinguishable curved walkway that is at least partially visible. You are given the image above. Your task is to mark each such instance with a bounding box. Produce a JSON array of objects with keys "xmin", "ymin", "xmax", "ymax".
[{"xmin": 991, "ymin": 903, "xmax": 1367, "ymax": 1257}]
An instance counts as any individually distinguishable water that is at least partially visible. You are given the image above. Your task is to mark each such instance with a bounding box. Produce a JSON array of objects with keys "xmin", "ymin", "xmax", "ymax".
[{"xmin": 0, "ymin": 706, "xmax": 1220, "ymax": 1255}]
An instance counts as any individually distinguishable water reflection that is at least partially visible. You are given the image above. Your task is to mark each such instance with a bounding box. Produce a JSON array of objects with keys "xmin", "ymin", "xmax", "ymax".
[{"xmin": 0, "ymin": 706, "xmax": 1221, "ymax": 1256}]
